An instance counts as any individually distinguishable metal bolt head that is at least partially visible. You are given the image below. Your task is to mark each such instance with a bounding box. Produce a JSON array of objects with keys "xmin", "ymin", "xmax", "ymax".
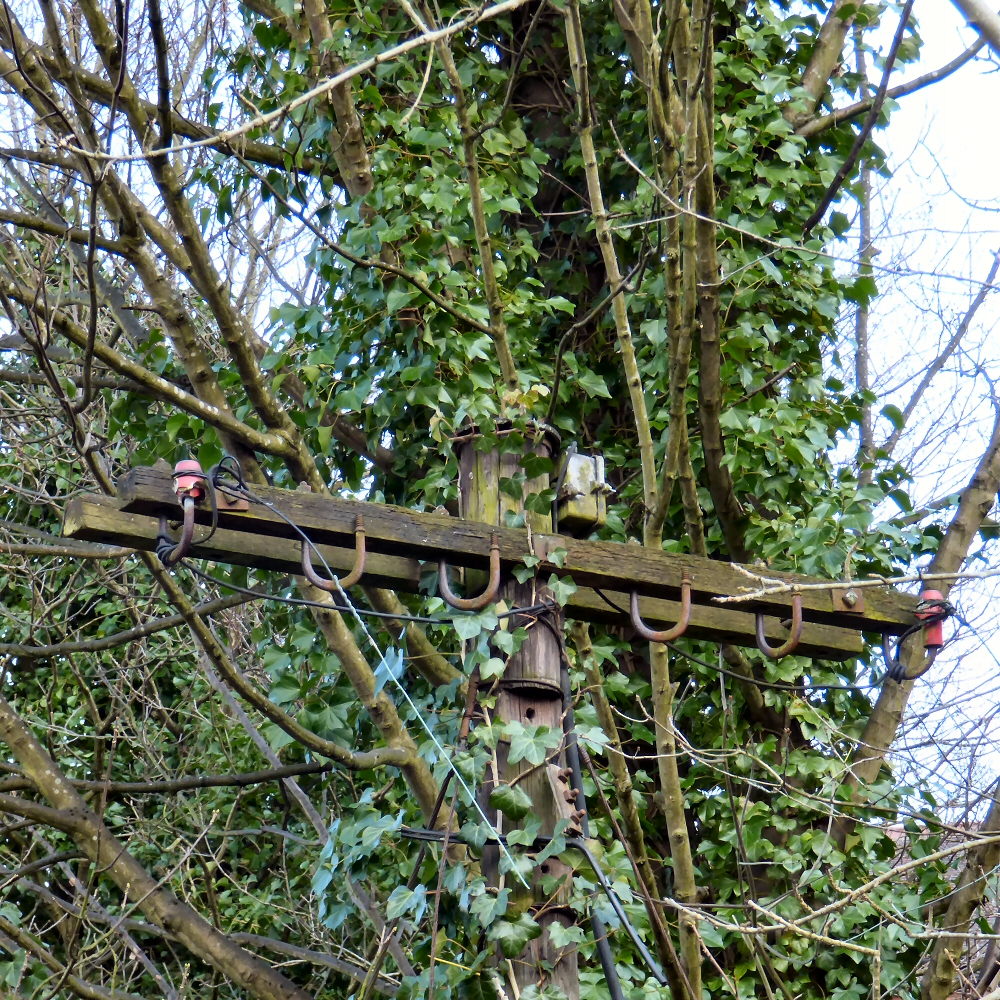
[{"xmin": 843, "ymin": 589, "xmax": 858, "ymax": 608}]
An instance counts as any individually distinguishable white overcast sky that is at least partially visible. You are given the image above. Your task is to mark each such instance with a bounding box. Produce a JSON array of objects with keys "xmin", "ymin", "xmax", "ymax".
[{"xmin": 836, "ymin": 3, "xmax": 1000, "ymax": 805}]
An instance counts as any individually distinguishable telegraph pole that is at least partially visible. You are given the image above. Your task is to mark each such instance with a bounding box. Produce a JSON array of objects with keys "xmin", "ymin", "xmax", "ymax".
[{"xmin": 454, "ymin": 423, "xmax": 578, "ymax": 999}]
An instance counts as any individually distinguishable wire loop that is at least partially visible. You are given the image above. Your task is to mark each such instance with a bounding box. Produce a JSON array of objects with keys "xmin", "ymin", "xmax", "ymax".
[
  {"xmin": 155, "ymin": 497, "xmax": 196, "ymax": 566},
  {"xmin": 881, "ymin": 592, "xmax": 955, "ymax": 682}
]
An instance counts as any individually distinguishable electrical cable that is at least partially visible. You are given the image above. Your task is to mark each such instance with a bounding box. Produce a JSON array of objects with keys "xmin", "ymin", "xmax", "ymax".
[
  {"xmin": 181, "ymin": 562, "xmax": 556, "ymax": 625},
  {"xmin": 399, "ymin": 825, "xmax": 667, "ymax": 982},
  {"xmin": 560, "ymin": 631, "xmax": 629, "ymax": 1000}
]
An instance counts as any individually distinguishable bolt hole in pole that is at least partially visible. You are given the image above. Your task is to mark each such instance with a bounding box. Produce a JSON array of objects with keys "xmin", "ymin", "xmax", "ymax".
[
  {"xmin": 301, "ymin": 515, "xmax": 366, "ymax": 590},
  {"xmin": 629, "ymin": 574, "xmax": 692, "ymax": 642},
  {"xmin": 438, "ymin": 532, "xmax": 501, "ymax": 611},
  {"xmin": 755, "ymin": 594, "xmax": 803, "ymax": 659}
]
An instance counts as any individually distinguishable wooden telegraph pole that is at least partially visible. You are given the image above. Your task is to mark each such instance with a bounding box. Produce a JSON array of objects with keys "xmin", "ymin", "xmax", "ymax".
[
  {"xmin": 453, "ymin": 423, "xmax": 579, "ymax": 998},
  {"xmin": 62, "ymin": 441, "xmax": 928, "ymax": 1000}
]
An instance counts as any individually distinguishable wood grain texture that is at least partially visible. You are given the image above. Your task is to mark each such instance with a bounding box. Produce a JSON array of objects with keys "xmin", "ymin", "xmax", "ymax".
[
  {"xmin": 66, "ymin": 496, "xmax": 865, "ymax": 658},
  {"xmin": 115, "ymin": 465, "xmax": 918, "ymax": 632}
]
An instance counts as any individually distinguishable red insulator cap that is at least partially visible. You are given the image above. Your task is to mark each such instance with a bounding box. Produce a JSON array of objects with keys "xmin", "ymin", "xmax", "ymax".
[
  {"xmin": 173, "ymin": 459, "xmax": 205, "ymax": 500},
  {"xmin": 917, "ymin": 588, "xmax": 945, "ymax": 650}
]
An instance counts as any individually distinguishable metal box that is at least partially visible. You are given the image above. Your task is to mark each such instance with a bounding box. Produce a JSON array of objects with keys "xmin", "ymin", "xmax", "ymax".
[{"xmin": 556, "ymin": 452, "xmax": 608, "ymax": 532}]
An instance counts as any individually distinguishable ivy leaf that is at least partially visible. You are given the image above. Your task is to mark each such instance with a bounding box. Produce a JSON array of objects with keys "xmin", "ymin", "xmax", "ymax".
[
  {"xmin": 524, "ymin": 488, "xmax": 556, "ymax": 514},
  {"xmin": 480, "ymin": 656, "xmax": 507, "ymax": 681},
  {"xmin": 268, "ymin": 673, "xmax": 300, "ymax": 706},
  {"xmin": 547, "ymin": 573, "xmax": 577, "ymax": 606},
  {"xmin": 456, "ymin": 974, "xmax": 500, "ymax": 1000},
  {"xmin": 534, "ymin": 819, "xmax": 571, "ymax": 866},
  {"xmin": 506, "ymin": 812, "xmax": 543, "ymax": 846},
  {"xmin": 453, "ymin": 607, "xmax": 499, "ymax": 642},
  {"xmin": 519, "ymin": 454, "xmax": 553, "ymax": 478},
  {"xmin": 488, "ymin": 912, "xmax": 542, "ymax": 958},
  {"xmin": 505, "ymin": 722, "xmax": 563, "ymax": 765},
  {"xmin": 546, "ymin": 546, "xmax": 567, "ymax": 569},
  {"xmin": 547, "ymin": 921, "xmax": 587, "ymax": 948},
  {"xmin": 461, "ymin": 820, "xmax": 495, "ymax": 851},
  {"xmin": 373, "ymin": 647, "xmax": 404, "ymax": 697},
  {"xmin": 471, "ymin": 887, "xmax": 509, "ymax": 928},
  {"xmin": 576, "ymin": 370, "xmax": 612, "ymax": 398},
  {"xmin": 489, "ymin": 783, "xmax": 533, "ymax": 821},
  {"xmin": 386, "ymin": 885, "xmax": 415, "ymax": 919}
]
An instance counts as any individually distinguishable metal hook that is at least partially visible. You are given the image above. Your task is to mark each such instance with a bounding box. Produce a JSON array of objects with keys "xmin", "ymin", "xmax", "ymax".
[
  {"xmin": 630, "ymin": 574, "xmax": 692, "ymax": 642},
  {"xmin": 301, "ymin": 515, "xmax": 366, "ymax": 591},
  {"xmin": 439, "ymin": 533, "xmax": 500, "ymax": 611},
  {"xmin": 156, "ymin": 496, "xmax": 196, "ymax": 566},
  {"xmin": 755, "ymin": 594, "xmax": 803, "ymax": 659}
]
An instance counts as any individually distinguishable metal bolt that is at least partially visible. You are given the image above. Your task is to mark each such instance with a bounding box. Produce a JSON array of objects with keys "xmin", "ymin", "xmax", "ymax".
[{"xmin": 843, "ymin": 589, "xmax": 858, "ymax": 608}]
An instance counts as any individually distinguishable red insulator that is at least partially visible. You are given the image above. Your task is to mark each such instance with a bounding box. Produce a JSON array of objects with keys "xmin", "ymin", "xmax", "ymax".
[
  {"xmin": 917, "ymin": 588, "xmax": 946, "ymax": 649},
  {"xmin": 173, "ymin": 459, "xmax": 205, "ymax": 500}
]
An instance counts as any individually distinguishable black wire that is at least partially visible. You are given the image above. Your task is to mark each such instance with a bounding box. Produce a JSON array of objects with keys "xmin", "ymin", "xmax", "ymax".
[
  {"xmin": 181, "ymin": 562, "xmax": 556, "ymax": 625},
  {"xmin": 882, "ymin": 597, "xmax": 956, "ymax": 682},
  {"xmin": 174, "ymin": 460, "xmax": 561, "ymax": 625},
  {"xmin": 592, "ymin": 589, "xmax": 879, "ymax": 692},
  {"xmin": 399, "ymin": 827, "xmax": 667, "ymax": 983}
]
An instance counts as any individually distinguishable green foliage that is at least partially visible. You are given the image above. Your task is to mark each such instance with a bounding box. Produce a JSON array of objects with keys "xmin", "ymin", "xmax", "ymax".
[
  {"xmin": 489, "ymin": 783, "xmax": 533, "ymax": 821},
  {"xmin": 488, "ymin": 912, "xmax": 543, "ymax": 959},
  {"xmin": 0, "ymin": 0, "xmax": 964, "ymax": 997}
]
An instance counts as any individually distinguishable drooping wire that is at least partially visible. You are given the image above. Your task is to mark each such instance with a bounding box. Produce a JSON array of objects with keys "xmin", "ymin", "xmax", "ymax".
[
  {"xmin": 181, "ymin": 562, "xmax": 554, "ymax": 626},
  {"xmin": 327, "ymin": 572, "xmax": 532, "ymax": 888},
  {"xmin": 170, "ymin": 460, "xmax": 557, "ymax": 625},
  {"xmin": 882, "ymin": 594, "xmax": 958, "ymax": 682},
  {"xmin": 170, "ymin": 461, "xmax": 534, "ymax": 884}
]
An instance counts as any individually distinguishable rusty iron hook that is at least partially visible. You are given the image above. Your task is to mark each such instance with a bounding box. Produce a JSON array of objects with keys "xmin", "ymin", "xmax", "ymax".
[
  {"xmin": 755, "ymin": 594, "xmax": 803, "ymax": 659},
  {"xmin": 439, "ymin": 533, "xmax": 501, "ymax": 611},
  {"xmin": 156, "ymin": 496, "xmax": 196, "ymax": 566},
  {"xmin": 301, "ymin": 515, "xmax": 366, "ymax": 591},
  {"xmin": 630, "ymin": 574, "xmax": 692, "ymax": 642}
]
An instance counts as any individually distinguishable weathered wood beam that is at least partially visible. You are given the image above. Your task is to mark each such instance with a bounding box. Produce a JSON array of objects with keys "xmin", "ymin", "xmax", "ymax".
[
  {"xmin": 114, "ymin": 465, "xmax": 918, "ymax": 633},
  {"xmin": 65, "ymin": 495, "xmax": 865, "ymax": 659}
]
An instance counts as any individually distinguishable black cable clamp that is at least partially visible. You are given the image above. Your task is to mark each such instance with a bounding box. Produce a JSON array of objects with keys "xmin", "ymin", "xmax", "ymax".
[
  {"xmin": 882, "ymin": 589, "xmax": 955, "ymax": 683},
  {"xmin": 155, "ymin": 456, "xmax": 235, "ymax": 566}
]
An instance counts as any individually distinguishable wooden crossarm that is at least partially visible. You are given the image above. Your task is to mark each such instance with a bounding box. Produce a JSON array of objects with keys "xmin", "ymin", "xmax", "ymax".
[
  {"xmin": 66, "ymin": 494, "xmax": 868, "ymax": 659},
  {"xmin": 114, "ymin": 465, "xmax": 918, "ymax": 635}
]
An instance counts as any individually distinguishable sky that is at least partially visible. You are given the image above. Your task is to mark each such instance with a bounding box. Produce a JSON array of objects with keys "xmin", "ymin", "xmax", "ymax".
[{"xmin": 843, "ymin": 2, "xmax": 1000, "ymax": 806}]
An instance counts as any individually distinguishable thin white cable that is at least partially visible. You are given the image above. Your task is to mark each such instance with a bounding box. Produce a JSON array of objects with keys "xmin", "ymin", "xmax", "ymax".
[{"xmin": 332, "ymin": 578, "xmax": 530, "ymax": 888}]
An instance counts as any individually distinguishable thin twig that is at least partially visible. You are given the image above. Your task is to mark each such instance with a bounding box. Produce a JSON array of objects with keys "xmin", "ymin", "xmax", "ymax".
[{"xmin": 801, "ymin": 0, "xmax": 915, "ymax": 235}]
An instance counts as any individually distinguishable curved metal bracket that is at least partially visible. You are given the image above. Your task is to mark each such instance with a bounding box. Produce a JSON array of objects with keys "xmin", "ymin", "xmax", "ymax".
[
  {"xmin": 156, "ymin": 496, "xmax": 196, "ymax": 566},
  {"xmin": 439, "ymin": 533, "xmax": 500, "ymax": 611},
  {"xmin": 882, "ymin": 633, "xmax": 939, "ymax": 683},
  {"xmin": 755, "ymin": 594, "xmax": 803, "ymax": 659},
  {"xmin": 630, "ymin": 574, "xmax": 691, "ymax": 642},
  {"xmin": 301, "ymin": 515, "xmax": 366, "ymax": 591}
]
